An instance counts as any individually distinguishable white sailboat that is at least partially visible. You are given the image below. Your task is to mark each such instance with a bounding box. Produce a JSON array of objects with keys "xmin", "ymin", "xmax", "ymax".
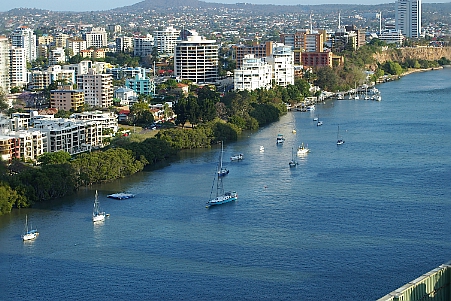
[
  {"xmin": 92, "ymin": 190, "xmax": 106, "ymax": 222},
  {"xmin": 218, "ymin": 141, "xmax": 229, "ymax": 177},
  {"xmin": 206, "ymin": 146, "xmax": 238, "ymax": 208},
  {"xmin": 22, "ymin": 215, "xmax": 38, "ymax": 241},
  {"xmin": 337, "ymin": 125, "xmax": 345, "ymax": 145}
]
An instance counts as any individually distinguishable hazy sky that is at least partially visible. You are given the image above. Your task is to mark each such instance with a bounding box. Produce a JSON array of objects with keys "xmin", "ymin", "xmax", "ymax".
[{"xmin": 1, "ymin": 0, "xmax": 449, "ymax": 12}]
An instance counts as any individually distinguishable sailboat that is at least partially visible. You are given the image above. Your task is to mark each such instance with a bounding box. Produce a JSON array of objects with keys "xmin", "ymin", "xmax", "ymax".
[
  {"xmin": 22, "ymin": 215, "xmax": 38, "ymax": 241},
  {"xmin": 337, "ymin": 125, "xmax": 345, "ymax": 145},
  {"xmin": 218, "ymin": 141, "xmax": 229, "ymax": 177},
  {"xmin": 206, "ymin": 146, "xmax": 238, "ymax": 208},
  {"xmin": 92, "ymin": 190, "xmax": 106, "ymax": 222},
  {"xmin": 289, "ymin": 147, "xmax": 298, "ymax": 167}
]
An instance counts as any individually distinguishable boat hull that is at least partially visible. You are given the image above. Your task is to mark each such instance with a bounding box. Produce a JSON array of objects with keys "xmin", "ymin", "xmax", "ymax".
[
  {"xmin": 22, "ymin": 231, "xmax": 38, "ymax": 241},
  {"xmin": 92, "ymin": 213, "xmax": 106, "ymax": 222},
  {"xmin": 206, "ymin": 192, "xmax": 238, "ymax": 207},
  {"xmin": 107, "ymin": 193, "xmax": 135, "ymax": 200}
]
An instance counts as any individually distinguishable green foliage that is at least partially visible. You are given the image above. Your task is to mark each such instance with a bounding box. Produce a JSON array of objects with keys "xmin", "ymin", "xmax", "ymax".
[
  {"xmin": 129, "ymin": 101, "xmax": 154, "ymax": 126},
  {"xmin": 0, "ymin": 182, "xmax": 26, "ymax": 215},
  {"xmin": 54, "ymin": 110, "xmax": 72, "ymax": 118},
  {"xmin": 71, "ymin": 148, "xmax": 145, "ymax": 186},
  {"xmin": 381, "ymin": 61, "xmax": 404, "ymax": 75},
  {"xmin": 8, "ymin": 163, "xmax": 78, "ymax": 203},
  {"xmin": 38, "ymin": 151, "xmax": 71, "ymax": 165},
  {"xmin": 249, "ymin": 103, "xmax": 280, "ymax": 127},
  {"xmin": 121, "ymin": 138, "xmax": 176, "ymax": 164}
]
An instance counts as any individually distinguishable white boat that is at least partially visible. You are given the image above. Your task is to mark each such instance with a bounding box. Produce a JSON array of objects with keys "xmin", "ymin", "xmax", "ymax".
[
  {"xmin": 230, "ymin": 153, "xmax": 243, "ymax": 161},
  {"xmin": 218, "ymin": 141, "xmax": 229, "ymax": 176},
  {"xmin": 206, "ymin": 147, "xmax": 238, "ymax": 208},
  {"xmin": 317, "ymin": 120, "xmax": 323, "ymax": 126},
  {"xmin": 276, "ymin": 134, "xmax": 285, "ymax": 144},
  {"xmin": 107, "ymin": 193, "xmax": 135, "ymax": 200},
  {"xmin": 259, "ymin": 146, "xmax": 265, "ymax": 152},
  {"xmin": 289, "ymin": 147, "xmax": 298, "ymax": 167},
  {"xmin": 306, "ymin": 105, "xmax": 315, "ymax": 111},
  {"xmin": 337, "ymin": 125, "xmax": 345, "ymax": 145},
  {"xmin": 92, "ymin": 190, "xmax": 106, "ymax": 222},
  {"xmin": 372, "ymin": 94, "xmax": 382, "ymax": 101},
  {"xmin": 22, "ymin": 215, "xmax": 38, "ymax": 241},
  {"xmin": 297, "ymin": 143, "xmax": 310, "ymax": 156},
  {"xmin": 337, "ymin": 93, "xmax": 344, "ymax": 100}
]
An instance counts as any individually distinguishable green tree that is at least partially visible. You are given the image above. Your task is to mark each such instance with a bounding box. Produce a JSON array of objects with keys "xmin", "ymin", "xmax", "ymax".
[{"xmin": 38, "ymin": 151, "xmax": 71, "ymax": 165}]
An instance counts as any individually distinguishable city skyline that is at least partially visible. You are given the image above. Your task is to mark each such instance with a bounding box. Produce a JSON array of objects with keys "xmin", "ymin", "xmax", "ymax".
[{"xmin": 1, "ymin": 0, "xmax": 449, "ymax": 13}]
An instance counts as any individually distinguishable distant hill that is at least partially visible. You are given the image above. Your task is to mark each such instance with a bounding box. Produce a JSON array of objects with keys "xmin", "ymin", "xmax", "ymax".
[{"xmin": 114, "ymin": 0, "xmax": 394, "ymax": 14}]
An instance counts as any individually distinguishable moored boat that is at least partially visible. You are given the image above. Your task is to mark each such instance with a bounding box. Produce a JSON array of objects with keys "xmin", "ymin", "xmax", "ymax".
[
  {"xmin": 22, "ymin": 215, "xmax": 38, "ymax": 241},
  {"xmin": 92, "ymin": 190, "xmax": 106, "ymax": 222}
]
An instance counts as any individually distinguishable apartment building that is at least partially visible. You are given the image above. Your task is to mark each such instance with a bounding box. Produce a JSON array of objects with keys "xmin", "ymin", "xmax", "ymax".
[
  {"xmin": 9, "ymin": 46, "xmax": 27, "ymax": 90},
  {"xmin": 174, "ymin": 34, "xmax": 219, "ymax": 84},
  {"xmin": 29, "ymin": 65, "xmax": 76, "ymax": 90},
  {"xmin": 66, "ymin": 38, "xmax": 87, "ymax": 57},
  {"xmin": 133, "ymin": 34, "xmax": 154, "ymax": 57},
  {"xmin": 154, "ymin": 26, "xmax": 180, "ymax": 55},
  {"xmin": 54, "ymin": 33, "xmax": 69, "ymax": 48},
  {"xmin": 300, "ymin": 51, "xmax": 334, "ymax": 68},
  {"xmin": 378, "ymin": 30, "xmax": 405, "ymax": 45},
  {"xmin": 77, "ymin": 69, "xmax": 113, "ymax": 108},
  {"xmin": 50, "ymin": 85, "xmax": 85, "ymax": 111},
  {"xmin": 0, "ymin": 135, "xmax": 20, "ymax": 163},
  {"xmin": 125, "ymin": 70, "xmax": 155, "ymax": 96},
  {"xmin": 7, "ymin": 129, "xmax": 46, "ymax": 162},
  {"xmin": 0, "ymin": 36, "xmax": 10, "ymax": 93},
  {"xmin": 63, "ymin": 60, "xmax": 92, "ymax": 78},
  {"xmin": 114, "ymin": 87, "xmax": 137, "ymax": 106},
  {"xmin": 233, "ymin": 41, "xmax": 273, "ymax": 69},
  {"xmin": 33, "ymin": 118, "xmax": 103, "ymax": 154},
  {"xmin": 115, "ymin": 36, "xmax": 133, "ymax": 53},
  {"xmin": 265, "ymin": 44, "xmax": 294, "ymax": 87},
  {"xmin": 396, "ymin": 0, "xmax": 422, "ymax": 38},
  {"xmin": 49, "ymin": 47, "xmax": 66, "ymax": 65},
  {"xmin": 10, "ymin": 26, "xmax": 36, "ymax": 63},
  {"xmin": 234, "ymin": 54, "xmax": 273, "ymax": 91},
  {"xmin": 83, "ymin": 27, "xmax": 108, "ymax": 48},
  {"xmin": 70, "ymin": 110, "xmax": 118, "ymax": 135}
]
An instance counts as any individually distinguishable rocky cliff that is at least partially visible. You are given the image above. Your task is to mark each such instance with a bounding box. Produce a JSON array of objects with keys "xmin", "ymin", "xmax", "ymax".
[{"xmin": 373, "ymin": 46, "xmax": 451, "ymax": 64}]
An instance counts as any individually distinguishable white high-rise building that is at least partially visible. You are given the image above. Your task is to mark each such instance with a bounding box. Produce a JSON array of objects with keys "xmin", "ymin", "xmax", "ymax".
[
  {"xmin": 154, "ymin": 26, "xmax": 180, "ymax": 55},
  {"xmin": 77, "ymin": 69, "xmax": 113, "ymax": 108},
  {"xmin": 174, "ymin": 33, "xmax": 218, "ymax": 84},
  {"xmin": 0, "ymin": 36, "xmax": 10, "ymax": 94},
  {"xmin": 265, "ymin": 44, "xmax": 294, "ymax": 87},
  {"xmin": 234, "ymin": 54, "xmax": 273, "ymax": 91},
  {"xmin": 83, "ymin": 27, "xmax": 108, "ymax": 48},
  {"xmin": 9, "ymin": 47, "xmax": 27, "ymax": 89},
  {"xmin": 10, "ymin": 26, "xmax": 36, "ymax": 63},
  {"xmin": 395, "ymin": 0, "xmax": 422, "ymax": 38}
]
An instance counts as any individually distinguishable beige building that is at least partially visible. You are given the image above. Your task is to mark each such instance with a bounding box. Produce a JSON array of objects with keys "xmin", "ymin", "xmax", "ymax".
[
  {"xmin": 77, "ymin": 69, "xmax": 113, "ymax": 108},
  {"xmin": 66, "ymin": 38, "xmax": 87, "ymax": 57},
  {"xmin": 50, "ymin": 85, "xmax": 85, "ymax": 111}
]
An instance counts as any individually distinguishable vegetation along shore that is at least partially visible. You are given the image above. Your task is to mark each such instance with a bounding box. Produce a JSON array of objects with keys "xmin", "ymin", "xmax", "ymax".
[{"xmin": 0, "ymin": 42, "xmax": 449, "ymax": 216}]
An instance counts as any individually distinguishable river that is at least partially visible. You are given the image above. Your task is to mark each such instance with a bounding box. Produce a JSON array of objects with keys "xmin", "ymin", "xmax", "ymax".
[{"xmin": 1, "ymin": 67, "xmax": 451, "ymax": 300}]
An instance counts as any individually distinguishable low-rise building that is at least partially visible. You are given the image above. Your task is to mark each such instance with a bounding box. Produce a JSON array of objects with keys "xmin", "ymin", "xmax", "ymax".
[{"xmin": 50, "ymin": 85, "xmax": 85, "ymax": 111}]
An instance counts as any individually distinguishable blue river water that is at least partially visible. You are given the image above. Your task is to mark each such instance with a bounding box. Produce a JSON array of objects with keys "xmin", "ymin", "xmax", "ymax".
[{"xmin": 1, "ymin": 68, "xmax": 451, "ymax": 301}]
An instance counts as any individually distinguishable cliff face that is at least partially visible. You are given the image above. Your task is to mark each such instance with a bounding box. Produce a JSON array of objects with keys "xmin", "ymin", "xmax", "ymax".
[{"xmin": 373, "ymin": 46, "xmax": 451, "ymax": 64}]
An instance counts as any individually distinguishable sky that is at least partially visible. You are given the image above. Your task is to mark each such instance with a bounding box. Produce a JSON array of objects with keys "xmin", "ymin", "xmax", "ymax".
[{"xmin": 0, "ymin": 0, "xmax": 449, "ymax": 12}]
